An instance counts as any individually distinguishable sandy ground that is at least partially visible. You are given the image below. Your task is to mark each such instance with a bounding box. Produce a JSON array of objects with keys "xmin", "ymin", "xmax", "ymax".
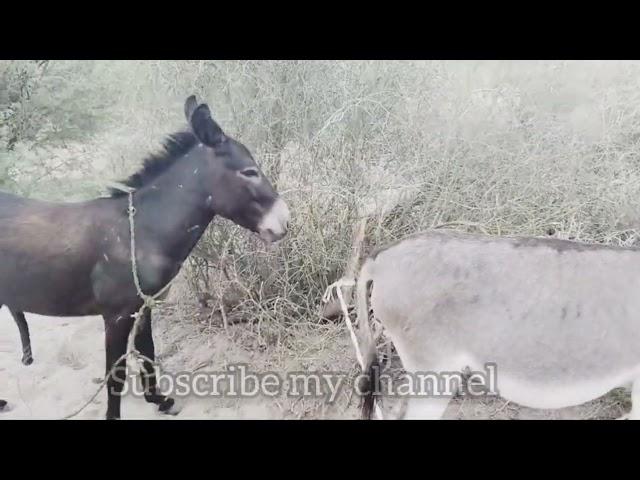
[
  {"xmin": 0, "ymin": 306, "xmax": 290, "ymax": 420},
  {"xmin": 0, "ymin": 309, "xmax": 166, "ymax": 419},
  {"xmin": 0, "ymin": 302, "xmax": 363, "ymax": 420},
  {"xmin": 0, "ymin": 304, "xmax": 631, "ymax": 420}
]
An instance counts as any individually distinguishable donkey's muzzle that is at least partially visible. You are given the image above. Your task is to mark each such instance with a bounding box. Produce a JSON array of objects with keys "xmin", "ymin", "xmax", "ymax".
[{"xmin": 258, "ymin": 197, "xmax": 290, "ymax": 243}]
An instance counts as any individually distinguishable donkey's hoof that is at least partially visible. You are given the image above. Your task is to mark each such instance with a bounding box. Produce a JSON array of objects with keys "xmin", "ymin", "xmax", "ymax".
[
  {"xmin": 22, "ymin": 355, "xmax": 33, "ymax": 366},
  {"xmin": 0, "ymin": 399, "xmax": 7, "ymax": 411},
  {"xmin": 159, "ymin": 397, "xmax": 178, "ymax": 415},
  {"xmin": 145, "ymin": 394, "xmax": 179, "ymax": 416}
]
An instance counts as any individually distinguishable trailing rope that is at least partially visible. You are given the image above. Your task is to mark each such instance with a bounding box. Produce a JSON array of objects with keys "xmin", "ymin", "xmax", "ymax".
[{"xmin": 64, "ymin": 184, "xmax": 174, "ymax": 419}]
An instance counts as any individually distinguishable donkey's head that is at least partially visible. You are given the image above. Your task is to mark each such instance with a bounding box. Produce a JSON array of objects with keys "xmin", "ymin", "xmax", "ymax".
[{"xmin": 183, "ymin": 95, "xmax": 290, "ymax": 243}]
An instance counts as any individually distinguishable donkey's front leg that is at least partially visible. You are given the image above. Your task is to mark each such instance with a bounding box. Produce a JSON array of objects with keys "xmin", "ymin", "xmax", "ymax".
[
  {"xmin": 103, "ymin": 314, "xmax": 135, "ymax": 420},
  {"xmin": 135, "ymin": 308, "xmax": 176, "ymax": 414}
]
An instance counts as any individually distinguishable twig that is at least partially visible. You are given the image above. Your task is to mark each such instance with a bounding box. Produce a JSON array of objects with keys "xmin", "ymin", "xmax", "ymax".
[
  {"xmin": 321, "ymin": 217, "xmax": 368, "ymax": 320},
  {"xmin": 433, "ymin": 220, "xmax": 489, "ymax": 235},
  {"xmin": 220, "ymin": 301, "xmax": 229, "ymax": 332}
]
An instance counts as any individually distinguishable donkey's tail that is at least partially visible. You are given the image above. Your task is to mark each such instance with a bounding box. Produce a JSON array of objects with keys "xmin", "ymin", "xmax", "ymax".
[{"xmin": 357, "ymin": 257, "xmax": 381, "ymax": 420}]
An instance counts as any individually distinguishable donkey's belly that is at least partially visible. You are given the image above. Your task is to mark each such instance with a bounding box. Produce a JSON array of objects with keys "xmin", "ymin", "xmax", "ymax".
[
  {"xmin": 494, "ymin": 367, "xmax": 640, "ymax": 409},
  {"xmin": 1, "ymin": 289, "xmax": 100, "ymax": 317},
  {"xmin": 0, "ymin": 265, "xmax": 100, "ymax": 316},
  {"xmin": 385, "ymin": 320, "xmax": 640, "ymax": 410}
]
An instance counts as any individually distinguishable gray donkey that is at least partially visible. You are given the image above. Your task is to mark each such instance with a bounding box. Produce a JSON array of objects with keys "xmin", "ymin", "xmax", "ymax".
[{"xmin": 358, "ymin": 229, "xmax": 640, "ymax": 419}]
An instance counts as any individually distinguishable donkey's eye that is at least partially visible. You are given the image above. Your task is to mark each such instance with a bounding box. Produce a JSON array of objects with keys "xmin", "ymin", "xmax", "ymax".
[{"xmin": 240, "ymin": 168, "xmax": 259, "ymax": 178}]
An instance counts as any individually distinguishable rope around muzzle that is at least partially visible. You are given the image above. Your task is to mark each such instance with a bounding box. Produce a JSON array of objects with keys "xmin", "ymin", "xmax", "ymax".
[
  {"xmin": 63, "ymin": 184, "xmax": 173, "ymax": 419},
  {"xmin": 322, "ymin": 278, "xmax": 384, "ymax": 420}
]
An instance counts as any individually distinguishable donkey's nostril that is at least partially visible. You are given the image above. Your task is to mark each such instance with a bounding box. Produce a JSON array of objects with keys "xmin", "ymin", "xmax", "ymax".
[{"xmin": 257, "ymin": 197, "xmax": 289, "ymax": 243}]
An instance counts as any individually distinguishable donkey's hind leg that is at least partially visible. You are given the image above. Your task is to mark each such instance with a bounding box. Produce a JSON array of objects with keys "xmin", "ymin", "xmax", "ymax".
[
  {"xmin": 398, "ymin": 364, "xmax": 454, "ymax": 419},
  {"xmin": 614, "ymin": 380, "xmax": 640, "ymax": 420},
  {"xmin": 624, "ymin": 380, "xmax": 640, "ymax": 420},
  {"xmin": 403, "ymin": 397, "xmax": 452, "ymax": 419},
  {"xmin": 134, "ymin": 308, "xmax": 176, "ymax": 415},
  {"xmin": 9, "ymin": 309, "xmax": 33, "ymax": 365}
]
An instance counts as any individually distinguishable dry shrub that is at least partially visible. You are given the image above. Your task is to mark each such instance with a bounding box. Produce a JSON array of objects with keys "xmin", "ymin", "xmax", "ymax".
[{"xmin": 6, "ymin": 60, "xmax": 640, "ymax": 349}]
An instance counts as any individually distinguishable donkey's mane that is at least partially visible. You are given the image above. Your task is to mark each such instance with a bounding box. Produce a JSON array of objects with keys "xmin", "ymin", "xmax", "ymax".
[{"xmin": 109, "ymin": 131, "xmax": 199, "ymax": 197}]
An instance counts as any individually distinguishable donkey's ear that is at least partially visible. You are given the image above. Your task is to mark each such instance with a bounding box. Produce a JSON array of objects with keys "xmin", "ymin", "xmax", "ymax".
[
  {"xmin": 189, "ymin": 103, "xmax": 226, "ymax": 146},
  {"xmin": 184, "ymin": 95, "xmax": 199, "ymax": 122}
]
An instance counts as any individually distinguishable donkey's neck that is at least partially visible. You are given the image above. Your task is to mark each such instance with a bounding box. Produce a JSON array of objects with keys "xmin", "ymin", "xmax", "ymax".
[{"xmin": 133, "ymin": 155, "xmax": 215, "ymax": 264}]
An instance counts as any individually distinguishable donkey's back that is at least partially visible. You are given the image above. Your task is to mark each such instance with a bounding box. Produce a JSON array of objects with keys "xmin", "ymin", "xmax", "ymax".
[
  {"xmin": 359, "ymin": 229, "xmax": 640, "ymax": 419},
  {"xmin": 0, "ymin": 191, "xmax": 112, "ymax": 315},
  {"xmin": 0, "ymin": 190, "xmax": 35, "ymax": 214}
]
